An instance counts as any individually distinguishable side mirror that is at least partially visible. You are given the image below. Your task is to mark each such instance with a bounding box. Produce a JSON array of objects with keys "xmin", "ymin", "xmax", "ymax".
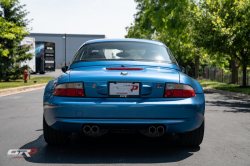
[
  {"xmin": 62, "ymin": 66, "xmax": 68, "ymax": 73},
  {"xmin": 180, "ymin": 66, "xmax": 185, "ymax": 73}
]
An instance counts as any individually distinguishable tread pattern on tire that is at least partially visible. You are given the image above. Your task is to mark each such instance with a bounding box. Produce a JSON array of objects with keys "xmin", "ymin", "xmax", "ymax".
[
  {"xmin": 43, "ymin": 116, "xmax": 71, "ymax": 145},
  {"xmin": 177, "ymin": 120, "xmax": 204, "ymax": 147}
]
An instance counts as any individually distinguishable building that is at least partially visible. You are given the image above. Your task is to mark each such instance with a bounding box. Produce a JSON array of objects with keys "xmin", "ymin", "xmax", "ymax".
[{"xmin": 28, "ymin": 33, "xmax": 105, "ymax": 69}]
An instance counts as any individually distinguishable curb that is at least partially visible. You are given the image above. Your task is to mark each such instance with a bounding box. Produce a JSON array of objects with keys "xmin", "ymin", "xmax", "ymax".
[
  {"xmin": 203, "ymin": 87, "xmax": 250, "ymax": 100},
  {"xmin": 0, "ymin": 83, "xmax": 47, "ymax": 97}
]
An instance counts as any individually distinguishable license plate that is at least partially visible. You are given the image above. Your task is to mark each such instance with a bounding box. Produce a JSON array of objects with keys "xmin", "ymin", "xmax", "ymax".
[{"xmin": 109, "ymin": 82, "xmax": 140, "ymax": 98}]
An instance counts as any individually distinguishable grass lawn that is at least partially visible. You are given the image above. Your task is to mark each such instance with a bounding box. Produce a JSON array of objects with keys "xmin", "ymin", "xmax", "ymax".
[
  {"xmin": 197, "ymin": 79, "xmax": 250, "ymax": 95},
  {"xmin": 0, "ymin": 77, "xmax": 54, "ymax": 90}
]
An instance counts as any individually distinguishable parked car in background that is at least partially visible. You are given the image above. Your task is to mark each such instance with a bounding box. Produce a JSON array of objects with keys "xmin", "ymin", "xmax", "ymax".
[{"xmin": 43, "ymin": 39, "xmax": 205, "ymax": 146}]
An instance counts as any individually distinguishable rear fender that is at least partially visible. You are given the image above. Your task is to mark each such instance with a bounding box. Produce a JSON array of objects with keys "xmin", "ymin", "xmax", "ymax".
[
  {"xmin": 44, "ymin": 71, "xmax": 70, "ymax": 92},
  {"xmin": 179, "ymin": 72, "xmax": 204, "ymax": 94}
]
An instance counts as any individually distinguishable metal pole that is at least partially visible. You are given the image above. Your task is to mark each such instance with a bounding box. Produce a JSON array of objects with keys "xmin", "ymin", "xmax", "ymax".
[{"xmin": 65, "ymin": 33, "xmax": 66, "ymax": 67}]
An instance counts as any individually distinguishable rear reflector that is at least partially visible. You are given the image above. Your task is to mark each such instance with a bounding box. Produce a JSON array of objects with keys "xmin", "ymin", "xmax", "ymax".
[
  {"xmin": 106, "ymin": 68, "xmax": 143, "ymax": 70},
  {"xmin": 164, "ymin": 83, "xmax": 195, "ymax": 98},
  {"xmin": 53, "ymin": 83, "xmax": 85, "ymax": 97}
]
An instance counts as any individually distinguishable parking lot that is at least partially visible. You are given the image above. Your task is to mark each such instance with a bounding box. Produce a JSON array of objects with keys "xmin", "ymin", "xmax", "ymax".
[{"xmin": 0, "ymin": 88, "xmax": 250, "ymax": 166}]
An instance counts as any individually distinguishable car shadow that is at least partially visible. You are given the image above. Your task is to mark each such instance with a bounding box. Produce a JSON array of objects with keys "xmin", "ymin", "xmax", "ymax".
[
  {"xmin": 204, "ymin": 90, "xmax": 250, "ymax": 113},
  {"xmin": 21, "ymin": 132, "xmax": 200, "ymax": 164}
]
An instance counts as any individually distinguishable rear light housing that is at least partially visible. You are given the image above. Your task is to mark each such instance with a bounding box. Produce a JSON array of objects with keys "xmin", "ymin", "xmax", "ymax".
[
  {"xmin": 164, "ymin": 83, "xmax": 195, "ymax": 98},
  {"xmin": 53, "ymin": 82, "xmax": 85, "ymax": 97}
]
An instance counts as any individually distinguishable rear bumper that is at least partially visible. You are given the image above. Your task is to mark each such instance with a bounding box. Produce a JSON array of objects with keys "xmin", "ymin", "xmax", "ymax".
[{"xmin": 44, "ymin": 92, "xmax": 205, "ymax": 133}]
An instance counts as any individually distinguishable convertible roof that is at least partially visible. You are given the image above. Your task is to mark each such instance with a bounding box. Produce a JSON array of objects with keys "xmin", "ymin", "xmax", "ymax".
[{"xmin": 85, "ymin": 38, "xmax": 164, "ymax": 46}]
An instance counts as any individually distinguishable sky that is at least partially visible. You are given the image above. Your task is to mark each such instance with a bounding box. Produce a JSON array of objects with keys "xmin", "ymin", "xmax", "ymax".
[{"xmin": 20, "ymin": 0, "xmax": 137, "ymax": 38}]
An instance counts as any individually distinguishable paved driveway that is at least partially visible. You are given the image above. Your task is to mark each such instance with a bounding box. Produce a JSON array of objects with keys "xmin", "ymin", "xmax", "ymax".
[
  {"xmin": 0, "ymin": 89, "xmax": 249, "ymax": 166},
  {"xmin": 30, "ymin": 69, "xmax": 63, "ymax": 77}
]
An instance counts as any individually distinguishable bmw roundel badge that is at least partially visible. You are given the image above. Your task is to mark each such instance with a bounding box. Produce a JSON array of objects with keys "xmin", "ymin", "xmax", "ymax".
[{"xmin": 121, "ymin": 72, "xmax": 129, "ymax": 75}]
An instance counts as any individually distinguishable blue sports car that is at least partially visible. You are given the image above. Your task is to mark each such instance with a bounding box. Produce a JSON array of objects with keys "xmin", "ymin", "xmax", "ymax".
[{"xmin": 43, "ymin": 39, "xmax": 205, "ymax": 146}]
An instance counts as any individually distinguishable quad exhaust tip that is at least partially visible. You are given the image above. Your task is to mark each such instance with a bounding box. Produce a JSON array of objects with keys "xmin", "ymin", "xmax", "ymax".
[
  {"xmin": 157, "ymin": 126, "xmax": 164, "ymax": 134},
  {"xmin": 149, "ymin": 125, "xmax": 165, "ymax": 134},
  {"xmin": 149, "ymin": 126, "xmax": 156, "ymax": 134},
  {"xmin": 83, "ymin": 125, "xmax": 91, "ymax": 133},
  {"xmin": 84, "ymin": 125, "xmax": 164, "ymax": 135},
  {"xmin": 91, "ymin": 126, "xmax": 99, "ymax": 133},
  {"xmin": 83, "ymin": 125, "xmax": 100, "ymax": 134}
]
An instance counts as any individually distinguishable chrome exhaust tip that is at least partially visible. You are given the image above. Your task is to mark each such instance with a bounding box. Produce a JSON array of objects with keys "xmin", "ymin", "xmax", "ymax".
[
  {"xmin": 149, "ymin": 126, "xmax": 156, "ymax": 134},
  {"xmin": 83, "ymin": 125, "xmax": 91, "ymax": 133},
  {"xmin": 91, "ymin": 125, "xmax": 99, "ymax": 133},
  {"xmin": 157, "ymin": 126, "xmax": 164, "ymax": 134}
]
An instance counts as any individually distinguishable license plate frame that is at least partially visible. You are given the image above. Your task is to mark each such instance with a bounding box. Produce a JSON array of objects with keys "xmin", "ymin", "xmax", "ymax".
[{"xmin": 108, "ymin": 81, "xmax": 141, "ymax": 98}]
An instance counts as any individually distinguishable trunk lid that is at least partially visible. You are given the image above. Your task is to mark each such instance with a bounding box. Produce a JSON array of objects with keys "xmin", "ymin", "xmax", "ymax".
[{"xmin": 69, "ymin": 62, "xmax": 180, "ymax": 98}]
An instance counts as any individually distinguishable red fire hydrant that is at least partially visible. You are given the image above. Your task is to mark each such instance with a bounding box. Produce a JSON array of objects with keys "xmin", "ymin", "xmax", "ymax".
[{"xmin": 24, "ymin": 70, "xmax": 29, "ymax": 83}]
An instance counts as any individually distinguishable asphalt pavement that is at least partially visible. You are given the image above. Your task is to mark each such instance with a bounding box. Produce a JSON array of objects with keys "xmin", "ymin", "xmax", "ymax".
[
  {"xmin": 0, "ymin": 89, "xmax": 250, "ymax": 166},
  {"xmin": 30, "ymin": 69, "xmax": 63, "ymax": 77}
]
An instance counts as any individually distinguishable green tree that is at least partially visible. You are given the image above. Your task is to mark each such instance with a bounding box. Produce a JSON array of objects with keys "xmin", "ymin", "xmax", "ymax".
[
  {"xmin": 0, "ymin": 0, "xmax": 33, "ymax": 81},
  {"xmin": 125, "ymin": 0, "xmax": 205, "ymax": 78},
  {"xmin": 153, "ymin": 31, "xmax": 195, "ymax": 76},
  {"xmin": 193, "ymin": 0, "xmax": 250, "ymax": 86},
  {"xmin": 125, "ymin": 22, "xmax": 152, "ymax": 39}
]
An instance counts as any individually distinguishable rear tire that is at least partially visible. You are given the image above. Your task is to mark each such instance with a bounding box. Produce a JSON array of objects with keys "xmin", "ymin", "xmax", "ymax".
[
  {"xmin": 176, "ymin": 120, "xmax": 204, "ymax": 147},
  {"xmin": 43, "ymin": 116, "xmax": 71, "ymax": 145}
]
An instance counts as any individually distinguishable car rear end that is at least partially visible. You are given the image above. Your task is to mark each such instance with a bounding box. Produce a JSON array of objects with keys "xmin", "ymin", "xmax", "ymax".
[{"xmin": 43, "ymin": 39, "xmax": 205, "ymax": 146}]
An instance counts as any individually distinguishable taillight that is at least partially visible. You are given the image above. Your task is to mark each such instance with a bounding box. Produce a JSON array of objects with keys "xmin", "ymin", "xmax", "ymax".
[
  {"xmin": 164, "ymin": 83, "xmax": 195, "ymax": 98},
  {"xmin": 53, "ymin": 82, "xmax": 85, "ymax": 97}
]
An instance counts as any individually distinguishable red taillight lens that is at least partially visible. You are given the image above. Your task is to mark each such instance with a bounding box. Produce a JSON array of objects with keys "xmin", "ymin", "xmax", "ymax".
[
  {"xmin": 53, "ymin": 83, "xmax": 85, "ymax": 97},
  {"xmin": 164, "ymin": 89, "xmax": 173, "ymax": 97},
  {"xmin": 183, "ymin": 90, "xmax": 195, "ymax": 97},
  {"xmin": 66, "ymin": 89, "xmax": 76, "ymax": 96},
  {"xmin": 76, "ymin": 89, "xmax": 84, "ymax": 97},
  {"xmin": 164, "ymin": 83, "xmax": 195, "ymax": 98},
  {"xmin": 106, "ymin": 67, "xmax": 143, "ymax": 70},
  {"xmin": 173, "ymin": 89, "xmax": 183, "ymax": 97},
  {"xmin": 53, "ymin": 89, "xmax": 66, "ymax": 96}
]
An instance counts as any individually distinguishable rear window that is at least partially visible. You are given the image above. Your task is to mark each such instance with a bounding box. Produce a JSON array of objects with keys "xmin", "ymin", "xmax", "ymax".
[{"xmin": 72, "ymin": 42, "xmax": 178, "ymax": 64}]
